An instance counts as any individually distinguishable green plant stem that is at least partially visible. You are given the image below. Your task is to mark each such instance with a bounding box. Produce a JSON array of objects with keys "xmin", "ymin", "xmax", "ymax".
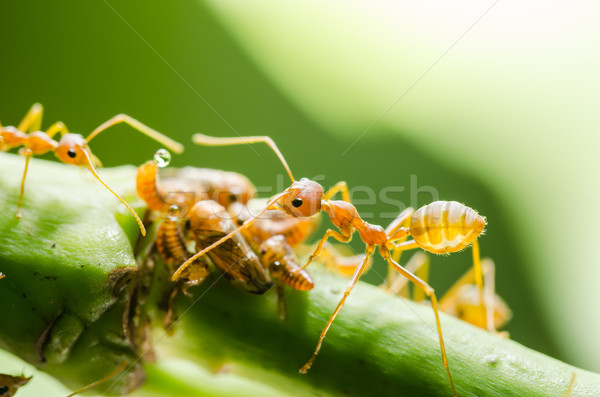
[{"xmin": 0, "ymin": 152, "xmax": 598, "ymax": 397}]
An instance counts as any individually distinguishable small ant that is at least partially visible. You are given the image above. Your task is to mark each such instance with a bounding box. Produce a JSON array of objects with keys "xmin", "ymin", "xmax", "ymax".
[
  {"xmin": 0, "ymin": 104, "xmax": 184, "ymax": 235},
  {"xmin": 170, "ymin": 134, "xmax": 489, "ymax": 396}
]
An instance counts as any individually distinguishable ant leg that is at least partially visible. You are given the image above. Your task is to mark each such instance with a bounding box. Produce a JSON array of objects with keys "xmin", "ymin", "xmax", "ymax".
[
  {"xmin": 440, "ymin": 258, "xmax": 509, "ymax": 333},
  {"xmin": 387, "ymin": 252, "xmax": 430, "ymax": 301},
  {"xmin": 16, "ymin": 148, "xmax": 33, "ymax": 219},
  {"xmin": 471, "ymin": 240, "xmax": 487, "ymax": 330},
  {"xmin": 384, "ymin": 250, "xmax": 456, "ymax": 397},
  {"xmin": 439, "ymin": 263, "xmax": 479, "ymax": 313},
  {"xmin": 66, "ymin": 360, "xmax": 130, "ymax": 397},
  {"xmin": 45, "ymin": 121, "xmax": 69, "ymax": 138},
  {"xmin": 302, "ymin": 229, "xmax": 352, "ymax": 270},
  {"xmin": 299, "ymin": 245, "xmax": 374, "ymax": 374},
  {"xmin": 384, "ymin": 207, "xmax": 414, "ymax": 237},
  {"xmin": 384, "ymin": 208, "xmax": 414, "ymax": 288},
  {"xmin": 276, "ymin": 284, "xmax": 286, "ymax": 320},
  {"xmin": 193, "ymin": 133, "xmax": 294, "ymax": 182},
  {"xmin": 17, "ymin": 103, "xmax": 44, "ymax": 133},
  {"xmin": 86, "ymin": 114, "xmax": 184, "ymax": 154},
  {"xmin": 318, "ymin": 242, "xmax": 371, "ymax": 277},
  {"xmin": 323, "ymin": 182, "xmax": 350, "ymax": 202},
  {"xmin": 481, "ymin": 258, "xmax": 499, "ymax": 333}
]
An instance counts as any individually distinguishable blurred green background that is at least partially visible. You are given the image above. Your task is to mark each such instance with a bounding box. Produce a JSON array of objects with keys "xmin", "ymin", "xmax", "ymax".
[{"xmin": 1, "ymin": 0, "xmax": 599, "ymax": 394}]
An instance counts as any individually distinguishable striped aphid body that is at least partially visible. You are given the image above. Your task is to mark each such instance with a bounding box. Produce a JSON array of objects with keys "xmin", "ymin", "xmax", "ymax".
[
  {"xmin": 188, "ymin": 200, "xmax": 273, "ymax": 295},
  {"xmin": 259, "ymin": 235, "xmax": 314, "ymax": 292},
  {"xmin": 155, "ymin": 216, "xmax": 211, "ymax": 288},
  {"xmin": 409, "ymin": 201, "xmax": 486, "ymax": 254},
  {"xmin": 156, "ymin": 217, "xmax": 189, "ymax": 266}
]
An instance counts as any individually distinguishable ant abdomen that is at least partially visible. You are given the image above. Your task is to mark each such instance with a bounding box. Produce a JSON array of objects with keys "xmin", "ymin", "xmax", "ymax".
[{"xmin": 410, "ymin": 201, "xmax": 486, "ymax": 254}]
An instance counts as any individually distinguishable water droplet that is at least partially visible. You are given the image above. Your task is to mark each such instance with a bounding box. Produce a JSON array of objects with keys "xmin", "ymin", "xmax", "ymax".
[
  {"xmin": 168, "ymin": 204, "xmax": 182, "ymax": 219},
  {"xmin": 154, "ymin": 149, "xmax": 171, "ymax": 168}
]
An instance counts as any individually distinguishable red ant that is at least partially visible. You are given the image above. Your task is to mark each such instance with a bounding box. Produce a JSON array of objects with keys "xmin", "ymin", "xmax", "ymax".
[
  {"xmin": 170, "ymin": 134, "xmax": 490, "ymax": 396},
  {"xmin": 0, "ymin": 104, "xmax": 184, "ymax": 235}
]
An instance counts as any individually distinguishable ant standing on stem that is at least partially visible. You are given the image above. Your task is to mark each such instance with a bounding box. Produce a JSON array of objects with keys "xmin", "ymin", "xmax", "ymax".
[{"xmin": 171, "ymin": 134, "xmax": 490, "ymax": 396}]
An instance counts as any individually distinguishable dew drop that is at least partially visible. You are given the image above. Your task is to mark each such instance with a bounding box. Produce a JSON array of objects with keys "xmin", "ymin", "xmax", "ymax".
[
  {"xmin": 168, "ymin": 204, "xmax": 182, "ymax": 219},
  {"xmin": 154, "ymin": 149, "xmax": 171, "ymax": 168}
]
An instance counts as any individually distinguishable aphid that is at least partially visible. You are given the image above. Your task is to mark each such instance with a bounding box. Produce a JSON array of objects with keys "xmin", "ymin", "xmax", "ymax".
[
  {"xmin": 155, "ymin": 207, "xmax": 211, "ymax": 289},
  {"xmin": 258, "ymin": 235, "xmax": 314, "ymax": 319},
  {"xmin": 386, "ymin": 253, "xmax": 511, "ymax": 333},
  {"xmin": 136, "ymin": 157, "xmax": 255, "ymax": 217},
  {"xmin": 0, "ymin": 273, "xmax": 4, "ymax": 280},
  {"xmin": 137, "ymin": 157, "xmax": 271, "ymax": 293},
  {"xmin": 171, "ymin": 134, "xmax": 487, "ymax": 395},
  {"xmin": 229, "ymin": 201, "xmax": 316, "ymax": 318},
  {"xmin": 230, "ymin": 199, "xmax": 366, "ymax": 316},
  {"xmin": 0, "ymin": 103, "xmax": 184, "ymax": 235},
  {"xmin": 154, "ymin": 200, "xmax": 272, "ymax": 294},
  {"xmin": 0, "ymin": 373, "xmax": 31, "ymax": 397},
  {"xmin": 188, "ymin": 199, "xmax": 273, "ymax": 294}
]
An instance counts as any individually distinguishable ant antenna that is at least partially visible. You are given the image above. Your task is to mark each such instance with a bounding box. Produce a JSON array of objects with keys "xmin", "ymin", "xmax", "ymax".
[
  {"xmin": 81, "ymin": 150, "xmax": 146, "ymax": 236},
  {"xmin": 86, "ymin": 114, "xmax": 184, "ymax": 154},
  {"xmin": 192, "ymin": 134, "xmax": 295, "ymax": 183}
]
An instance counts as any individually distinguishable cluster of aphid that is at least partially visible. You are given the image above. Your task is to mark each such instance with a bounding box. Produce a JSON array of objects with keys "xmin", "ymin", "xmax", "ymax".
[{"xmin": 1, "ymin": 104, "xmax": 513, "ymax": 397}]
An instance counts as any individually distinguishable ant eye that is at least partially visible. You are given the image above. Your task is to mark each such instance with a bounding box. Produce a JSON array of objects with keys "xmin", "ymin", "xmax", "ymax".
[
  {"xmin": 67, "ymin": 149, "xmax": 77, "ymax": 158},
  {"xmin": 0, "ymin": 385, "xmax": 8, "ymax": 395},
  {"xmin": 291, "ymin": 198, "xmax": 303, "ymax": 208}
]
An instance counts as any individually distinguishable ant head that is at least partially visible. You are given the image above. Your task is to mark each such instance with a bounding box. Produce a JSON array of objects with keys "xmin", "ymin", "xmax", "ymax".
[
  {"xmin": 279, "ymin": 178, "xmax": 323, "ymax": 217},
  {"xmin": 55, "ymin": 133, "xmax": 91, "ymax": 166}
]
